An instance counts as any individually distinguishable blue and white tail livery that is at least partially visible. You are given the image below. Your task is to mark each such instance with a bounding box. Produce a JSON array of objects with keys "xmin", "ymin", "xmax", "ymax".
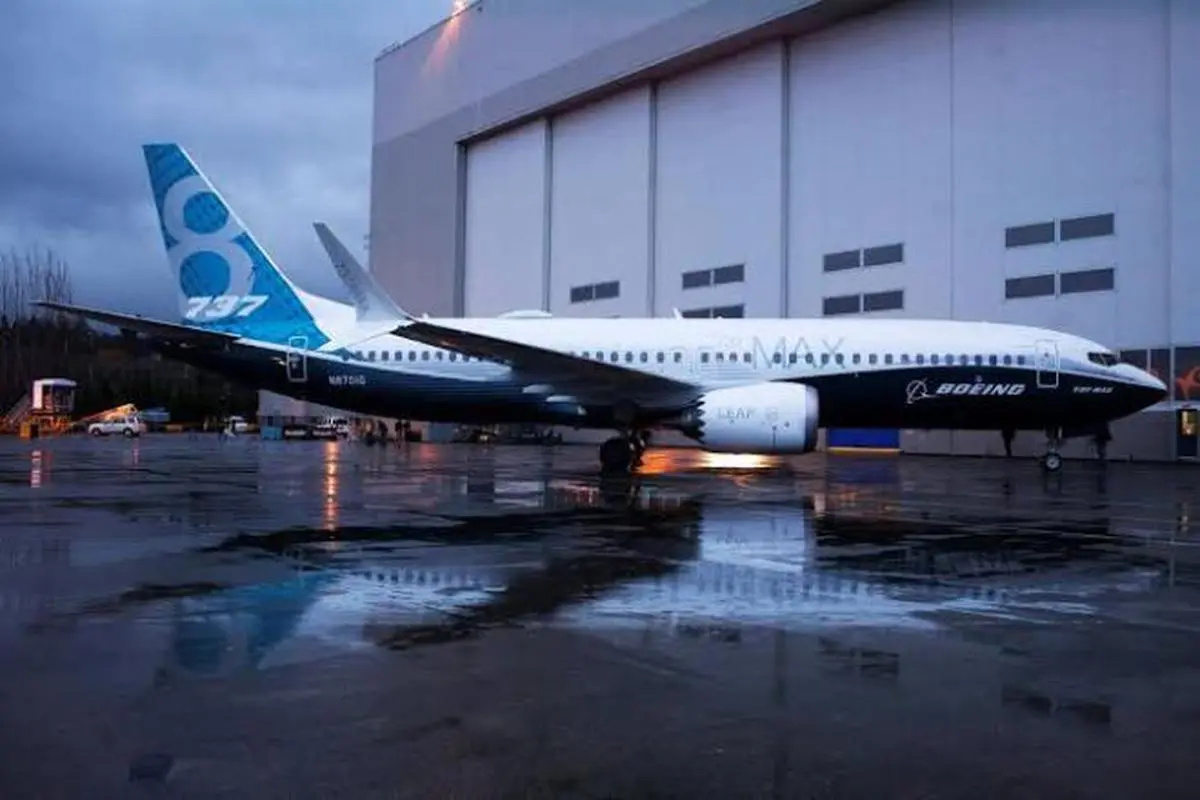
[{"xmin": 142, "ymin": 143, "xmax": 350, "ymax": 349}]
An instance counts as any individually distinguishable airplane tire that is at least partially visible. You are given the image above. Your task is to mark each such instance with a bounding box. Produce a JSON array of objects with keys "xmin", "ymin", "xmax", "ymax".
[{"xmin": 599, "ymin": 436, "xmax": 634, "ymax": 473}]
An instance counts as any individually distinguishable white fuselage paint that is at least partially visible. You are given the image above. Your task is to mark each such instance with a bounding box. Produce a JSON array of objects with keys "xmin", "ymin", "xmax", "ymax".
[{"xmin": 291, "ymin": 315, "xmax": 1159, "ymax": 398}]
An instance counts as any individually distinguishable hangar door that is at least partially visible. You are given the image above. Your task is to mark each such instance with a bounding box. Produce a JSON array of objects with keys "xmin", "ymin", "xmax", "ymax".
[{"xmin": 464, "ymin": 120, "xmax": 547, "ymax": 316}]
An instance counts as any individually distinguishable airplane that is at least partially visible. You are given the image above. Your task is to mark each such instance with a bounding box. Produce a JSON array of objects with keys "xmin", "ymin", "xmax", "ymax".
[{"xmin": 36, "ymin": 143, "xmax": 1168, "ymax": 475}]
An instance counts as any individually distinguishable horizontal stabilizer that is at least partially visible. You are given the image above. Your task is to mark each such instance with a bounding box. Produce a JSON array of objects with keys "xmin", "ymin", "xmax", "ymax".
[{"xmin": 33, "ymin": 301, "xmax": 239, "ymax": 347}]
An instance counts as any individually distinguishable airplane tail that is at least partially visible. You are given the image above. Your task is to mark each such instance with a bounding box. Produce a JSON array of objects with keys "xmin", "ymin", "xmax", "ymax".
[{"xmin": 142, "ymin": 143, "xmax": 328, "ymax": 348}]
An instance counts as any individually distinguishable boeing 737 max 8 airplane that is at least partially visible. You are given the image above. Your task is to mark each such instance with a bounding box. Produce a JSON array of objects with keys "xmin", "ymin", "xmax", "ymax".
[{"xmin": 37, "ymin": 144, "xmax": 1167, "ymax": 473}]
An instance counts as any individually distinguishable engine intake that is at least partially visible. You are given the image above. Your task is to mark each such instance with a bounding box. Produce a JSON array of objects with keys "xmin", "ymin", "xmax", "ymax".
[{"xmin": 686, "ymin": 382, "xmax": 819, "ymax": 454}]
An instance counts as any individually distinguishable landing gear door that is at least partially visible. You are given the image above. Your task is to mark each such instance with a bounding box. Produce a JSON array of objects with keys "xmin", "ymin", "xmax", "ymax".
[
  {"xmin": 286, "ymin": 336, "xmax": 308, "ymax": 383},
  {"xmin": 1035, "ymin": 339, "xmax": 1059, "ymax": 389}
]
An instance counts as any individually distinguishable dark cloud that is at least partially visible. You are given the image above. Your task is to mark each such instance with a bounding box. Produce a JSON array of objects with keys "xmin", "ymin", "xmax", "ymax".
[{"xmin": 0, "ymin": 0, "xmax": 448, "ymax": 315}]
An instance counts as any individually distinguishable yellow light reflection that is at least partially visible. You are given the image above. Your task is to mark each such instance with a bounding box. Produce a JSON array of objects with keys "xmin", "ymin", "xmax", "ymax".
[
  {"xmin": 322, "ymin": 440, "xmax": 339, "ymax": 532},
  {"xmin": 29, "ymin": 449, "xmax": 44, "ymax": 488},
  {"xmin": 424, "ymin": 0, "xmax": 471, "ymax": 76},
  {"xmin": 698, "ymin": 452, "xmax": 780, "ymax": 471}
]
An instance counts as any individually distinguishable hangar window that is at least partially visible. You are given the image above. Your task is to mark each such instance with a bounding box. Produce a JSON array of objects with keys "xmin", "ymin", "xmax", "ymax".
[
  {"xmin": 1005, "ymin": 221, "xmax": 1056, "ymax": 248},
  {"xmin": 822, "ymin": 294, "xmax": 861, "ymax": 316},
  {"xmin": 863, "ymin": 290, "xmax": 904, "ymax": 312},
  {"xmin": 863, "ymin": 243, "xmax": 904, "ymax": 268},
  {"xmin": 713, "ymin": 264, "xmax": 745, "ymax": 285},
  {"xmin": 681, "ymin": 269, "xmax": 712, "ymax": 289},
  {"xmin": 823, "ymin": 250, "xmax": 861, "ymax": 272},
  {"xmin": 1005, "ymin": 274, "xmax": 1056, "ymax": 299},
  {"xmin": 1059, "ymin": 267, "xmax": 1114, "ymax": 295},
  {"xmin": 681, "ymin": 308, "xmax": 709, "ymax": 318},
  {"xmin": 569, "ymin": 280, "xmax": 621, "ymax": 304},
  {"xmin": 1059, "ymin": 213, "xmax": 1114, "ymax": 242},
  {"xmin": 713, "ymin": 305, "xmax": 744, "ymax": 318}
]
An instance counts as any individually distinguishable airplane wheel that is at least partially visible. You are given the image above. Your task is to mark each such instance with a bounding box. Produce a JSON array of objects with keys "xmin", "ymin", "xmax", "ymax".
[
  {"xmin": 599, "ymin": 436, "xmax": 634, "ymax": 473},
  {"xmin": 1042, "ymin": 452, "xmax": 1062, "ymax": 472}
]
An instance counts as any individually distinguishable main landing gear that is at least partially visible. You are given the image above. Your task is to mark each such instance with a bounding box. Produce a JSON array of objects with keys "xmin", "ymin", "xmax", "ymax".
[
  {"xmin": 1041, "ymin": 428, "xmax": 1063, "ymax": 472},
  {"xmin": 599, "ymin": 430, "xmax": 649, "ymax": 474}
]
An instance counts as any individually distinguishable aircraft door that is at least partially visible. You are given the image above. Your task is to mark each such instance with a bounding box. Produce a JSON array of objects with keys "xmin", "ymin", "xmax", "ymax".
[
  {"xmin": 1034, "ymin": 339, "xmax": 1059, "ymax": 389},
  {"xmin": 286, "ymin": 336, "xmax": 308, "ymax": 383}
]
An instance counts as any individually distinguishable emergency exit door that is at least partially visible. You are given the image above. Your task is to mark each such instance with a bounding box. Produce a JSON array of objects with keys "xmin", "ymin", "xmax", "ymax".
[{"xmin": 286, "ymin": 336, "xmax": 308, "ymax": 383}]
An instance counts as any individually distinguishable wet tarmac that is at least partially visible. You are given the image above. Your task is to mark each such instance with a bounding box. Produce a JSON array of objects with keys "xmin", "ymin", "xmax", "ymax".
[{"xmin": 2, "ymin": 435, "xmax": 1199, "ymax": 798}]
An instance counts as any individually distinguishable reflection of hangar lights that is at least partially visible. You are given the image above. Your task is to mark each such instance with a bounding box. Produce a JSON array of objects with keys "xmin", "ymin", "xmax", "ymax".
[{"xmin": 699, "ymin": 452, "xmax": 779, "ymax": 471}]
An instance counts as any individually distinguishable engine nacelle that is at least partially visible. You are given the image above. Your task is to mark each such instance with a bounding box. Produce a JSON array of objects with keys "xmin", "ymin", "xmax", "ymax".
[{"xmin": 687, "ymin": 382, "xmax": 820, "ymax": 454}]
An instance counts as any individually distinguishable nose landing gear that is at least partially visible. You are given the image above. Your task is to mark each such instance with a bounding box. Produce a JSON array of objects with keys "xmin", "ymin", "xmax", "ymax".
[{"xmin": 1041, "ymin": 428, "xmax": 1063, "ymax": 472}]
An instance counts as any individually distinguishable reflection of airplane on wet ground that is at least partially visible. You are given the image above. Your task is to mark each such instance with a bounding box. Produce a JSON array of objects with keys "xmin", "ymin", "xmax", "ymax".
[
  {"xmin": 144, "ymin": 469, "xmax": 1173, "ymax": 679},
  {"xmin": 36, "ymin": 144, "xmax": 1168, "ymax": 474}
]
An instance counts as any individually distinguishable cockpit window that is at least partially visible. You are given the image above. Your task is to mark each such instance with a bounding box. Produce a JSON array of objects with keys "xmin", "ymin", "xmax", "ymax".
[{"xmin": 1088, "ymin": 352, "xmax": 1118, "ymax": 367}]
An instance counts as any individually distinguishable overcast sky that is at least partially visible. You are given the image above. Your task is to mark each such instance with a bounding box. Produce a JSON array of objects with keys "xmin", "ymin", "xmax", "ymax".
[{"xmin": 0, "ymin": 0, "xmax": 450, "ymax": 315}]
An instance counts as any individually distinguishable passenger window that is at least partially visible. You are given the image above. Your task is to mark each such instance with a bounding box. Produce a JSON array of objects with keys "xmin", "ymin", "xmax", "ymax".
[
  {"xmin": 1003, "ymin": 355, "xmax": 1012, "ymax": 366},
  {"xmin": 821, "ymin": 354, "xmax": 830, "ymax": 365},
  {"xmin": 931, "ymin": 355, "xmax": 939, "ymax": 365},
  {"xmin": 852, "ymin": 353, "xmax": 861, "ymax": 365},
  {"xmin": 834, "ymin": 354, "xmax": 844, "ymax": 365},
  {"xmin": 716, "ymin": 353, "xmax": 725, "ymax": 363},
  {"xmin": 368, "ymin": 351, "xmax": 376, "ymax": 361},
  {"xmin": 701, "ymin": 353, "xmax": 710, "ymax": 363},
  {"xmin": 449, "ymin": 352, "xmax": 457, "ymax": 362},
  {"xmin": 989, "ymin": 355, "xmax": 998, "ymax": 366},
  {"xmin": 945, "ymin": 354, "xmax": 953, "ymax": 365},
  {"xmin": 657, "ymin": 352, "xmax": 665, "ymax": 363},
  {"xmin": 959, "ymin": 355, "xmax": 968, "ymax": 366},
  {"xmin": 789, "ymin": 353, "xmax": 798, "ymax": 364},
  {"xmin": 901, "ymin": 354, "xmax": 910, "ymax": 365},
  {"xmin": 638, "ymin": 352, "xmax": 646, "ymax": 363},
  {"xmin": 729, "ymin": 352, "xmax": 737, "ymax": 362},
  {"xmin": 868, "ymin": 353, "xmax": 877, "ymax": 365},
  {"xmin": 743, "ymin": 353, "xmax": 751, "ymax": 363},
  {"xmin": 773, "ymin": 353, "xmax": 782, "ymax": 364},
  {"xmin": 973, "ymin": 355, "xmax": 982, "ymax": 366},
  {"xmin": 380, "ymin": 351, "xmax": 389, "ymax": 361},
  {"xmin": 916, "ymin": 354, "xmax": 926, "ymax": 365},
  {"xmin": 674, "ymin": 352, "xmax": 683, "ymax": 363},
  {"xmin": 421, "ymin": 351, "xmax": 429, "ymax": 361},
  {"xmin": 625, "ymin": 352, "xmax": 633, "ymax": 363},
  {"xmin": 610, "ymin": 352, "xmax": 618, "ymax": 362},
  {"xmin": 884, "ymin": 354, "xmax": 892, "ymax": 365},
  {"xmin": 436, "ymin": 351, "xmax": 444, "ymax": 360},
  {"xmin": 805, "ymin": 353, "xmax": 815, "ymax": 364},
  {"xmin": 1016, "ymin": 355, "xmax": 1026, "ymax": 366}
]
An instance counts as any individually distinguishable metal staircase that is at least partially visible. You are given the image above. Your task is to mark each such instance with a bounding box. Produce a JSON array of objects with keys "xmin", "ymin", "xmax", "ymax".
[{"xmin": 1, "ymin": 393, "xmax": 31, "ymax": 433}]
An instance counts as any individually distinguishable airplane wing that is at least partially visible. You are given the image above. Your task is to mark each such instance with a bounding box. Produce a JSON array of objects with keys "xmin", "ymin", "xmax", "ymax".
[
  {"xmin": 33, "ymin": 301, "xmax": 239, "ymax": 347},
  {"xmin": 392, "ymin": 318, "xmax": 701, "ymax": 409}
]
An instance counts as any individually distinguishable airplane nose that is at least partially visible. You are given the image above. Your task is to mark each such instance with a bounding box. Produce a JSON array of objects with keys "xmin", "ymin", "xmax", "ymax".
[{"xmin": 1139, "ymin": 370, "xmax": 1168, "ymax": 403}]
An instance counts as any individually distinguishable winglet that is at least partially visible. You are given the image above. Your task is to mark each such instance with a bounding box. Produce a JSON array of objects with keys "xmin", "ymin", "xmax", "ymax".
[{"xmin": 313, "ymin": 222, "xmax": 411, "ymax": 324}]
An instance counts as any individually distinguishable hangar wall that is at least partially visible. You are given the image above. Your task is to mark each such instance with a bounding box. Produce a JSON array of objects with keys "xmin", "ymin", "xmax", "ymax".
[{"xmin": 449, "ymin": 0, "xmax": 1200, "ymax": 458}]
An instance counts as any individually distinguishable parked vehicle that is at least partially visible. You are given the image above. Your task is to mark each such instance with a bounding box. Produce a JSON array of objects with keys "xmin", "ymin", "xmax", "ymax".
[{"xmin": 88, "ymin": 415, "xmax": 145, "ymax": 437}]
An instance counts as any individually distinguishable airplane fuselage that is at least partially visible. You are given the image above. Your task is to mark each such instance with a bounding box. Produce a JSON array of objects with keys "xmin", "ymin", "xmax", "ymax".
[{"xmin": 158, "ymin": 316, "xmax": 1165, "ymax": 436}]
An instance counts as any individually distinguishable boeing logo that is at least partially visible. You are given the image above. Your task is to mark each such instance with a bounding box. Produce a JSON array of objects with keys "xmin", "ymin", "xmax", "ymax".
[{"xmin": 907, "ymin": 379, "xmax": 1027, "ymax": 404}]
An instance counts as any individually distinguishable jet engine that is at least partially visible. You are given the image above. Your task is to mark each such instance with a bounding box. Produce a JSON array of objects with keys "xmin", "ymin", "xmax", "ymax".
[{"xmin": 683, "ymin": 382, "xmax": 820, "ymax": 454}]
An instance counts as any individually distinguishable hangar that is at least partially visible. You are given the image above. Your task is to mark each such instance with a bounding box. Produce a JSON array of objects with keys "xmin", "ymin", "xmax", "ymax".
[{"xmin": 367, "ymin": 0, "xmax": 1200, "ymax": 460}]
